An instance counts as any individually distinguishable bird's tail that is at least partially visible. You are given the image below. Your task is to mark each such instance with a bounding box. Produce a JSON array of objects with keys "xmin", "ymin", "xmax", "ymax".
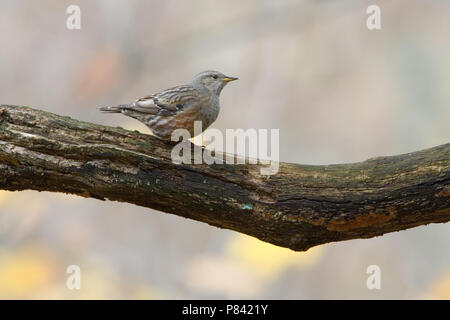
[{"xmin": 98, "ymin": 103, "xmax": 134, "ymax": 113}]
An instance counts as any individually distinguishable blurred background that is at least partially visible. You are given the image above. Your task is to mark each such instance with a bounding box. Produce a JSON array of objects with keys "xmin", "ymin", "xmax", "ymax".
[{"xmin": 0, "ymin": 0, "xmax": 449, "ymax": 299}]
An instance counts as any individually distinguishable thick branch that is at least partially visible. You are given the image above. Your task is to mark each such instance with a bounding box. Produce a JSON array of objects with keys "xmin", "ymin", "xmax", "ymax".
[{"xmin": 0, "ymin": 105, "xmax": 449, "ymax": 251}]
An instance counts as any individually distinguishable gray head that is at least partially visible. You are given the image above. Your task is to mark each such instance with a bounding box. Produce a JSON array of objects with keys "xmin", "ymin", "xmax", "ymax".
[{"xmin": 191, "ymin": 70, "xmax": 238, "ymax": 95}]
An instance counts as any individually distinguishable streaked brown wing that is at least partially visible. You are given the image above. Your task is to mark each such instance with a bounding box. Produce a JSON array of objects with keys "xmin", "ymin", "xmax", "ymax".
[{"xmin": 134, "ymin": 85, "xmax": 199, "ymax": 116}]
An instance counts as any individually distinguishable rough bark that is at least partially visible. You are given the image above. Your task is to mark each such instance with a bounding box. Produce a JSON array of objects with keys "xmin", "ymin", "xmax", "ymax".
[{"xmin": 0, "ymin": 105, "xmax": 449, "ymax": 251}]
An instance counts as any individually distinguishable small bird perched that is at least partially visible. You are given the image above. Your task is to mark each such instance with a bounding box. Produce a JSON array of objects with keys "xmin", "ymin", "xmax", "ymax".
[{"xmin": 99, "ymin": 70, "xmax": 238, "ymax": 141}]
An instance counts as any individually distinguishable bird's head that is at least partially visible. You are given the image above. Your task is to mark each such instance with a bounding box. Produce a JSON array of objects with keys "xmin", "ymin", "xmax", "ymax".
[{"xmin": 192, "ymin": 70, "xmax": 238, "ymax": 95}]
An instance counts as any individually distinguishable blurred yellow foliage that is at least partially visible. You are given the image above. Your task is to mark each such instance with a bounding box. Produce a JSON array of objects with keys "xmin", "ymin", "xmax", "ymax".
[
  {"xmin": 0, "ymin": 191, "xmax": 13, "ymax": 207},
  {"xmin": 426, "ymin": 272, "xmax": 450, "ymax": 299},
  {"xmin": 0, "ymin": 244, "xmax": 163, "ymax": 299},
  {"xmin": 226, "ymin": 234, "xmax": 324, "ymax": 280},
  {"xmin": 0, "ymin": 245, "xmax": 55, "ymax": 298}
]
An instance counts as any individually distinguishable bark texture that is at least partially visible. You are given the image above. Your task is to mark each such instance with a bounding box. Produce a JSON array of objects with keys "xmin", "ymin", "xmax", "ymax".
[{"xmin": 0, "ymin": 105, "xmax": 449, "ymax": 251}]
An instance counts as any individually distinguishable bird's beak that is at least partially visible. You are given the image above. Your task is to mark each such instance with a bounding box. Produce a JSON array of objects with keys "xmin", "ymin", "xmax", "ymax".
[{"xmin": 223, "ymin": 76, "xmax": 238, "ymax": 82}]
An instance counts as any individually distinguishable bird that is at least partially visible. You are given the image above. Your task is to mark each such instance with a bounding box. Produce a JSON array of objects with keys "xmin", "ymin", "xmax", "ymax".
[{"xmin": 99, "ymin": 70, "xmax": 238, "ymax": 141}]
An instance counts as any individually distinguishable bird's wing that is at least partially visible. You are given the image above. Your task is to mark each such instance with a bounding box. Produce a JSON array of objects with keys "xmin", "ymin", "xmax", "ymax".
[{"xmin": 133, "ymin": 85, "xmax": 200, "ymax": 116}]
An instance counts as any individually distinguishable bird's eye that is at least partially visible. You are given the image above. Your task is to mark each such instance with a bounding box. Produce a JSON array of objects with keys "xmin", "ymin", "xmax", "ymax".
[{"xmin": 212, "ymin": 75, "xmax": 218, "ymax": 79}]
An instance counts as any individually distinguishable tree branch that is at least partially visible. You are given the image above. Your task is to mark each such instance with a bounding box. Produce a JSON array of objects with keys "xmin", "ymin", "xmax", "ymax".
[{"xmin": 0, "ymin": 105, "xmax": 449, "ymax": 251}]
